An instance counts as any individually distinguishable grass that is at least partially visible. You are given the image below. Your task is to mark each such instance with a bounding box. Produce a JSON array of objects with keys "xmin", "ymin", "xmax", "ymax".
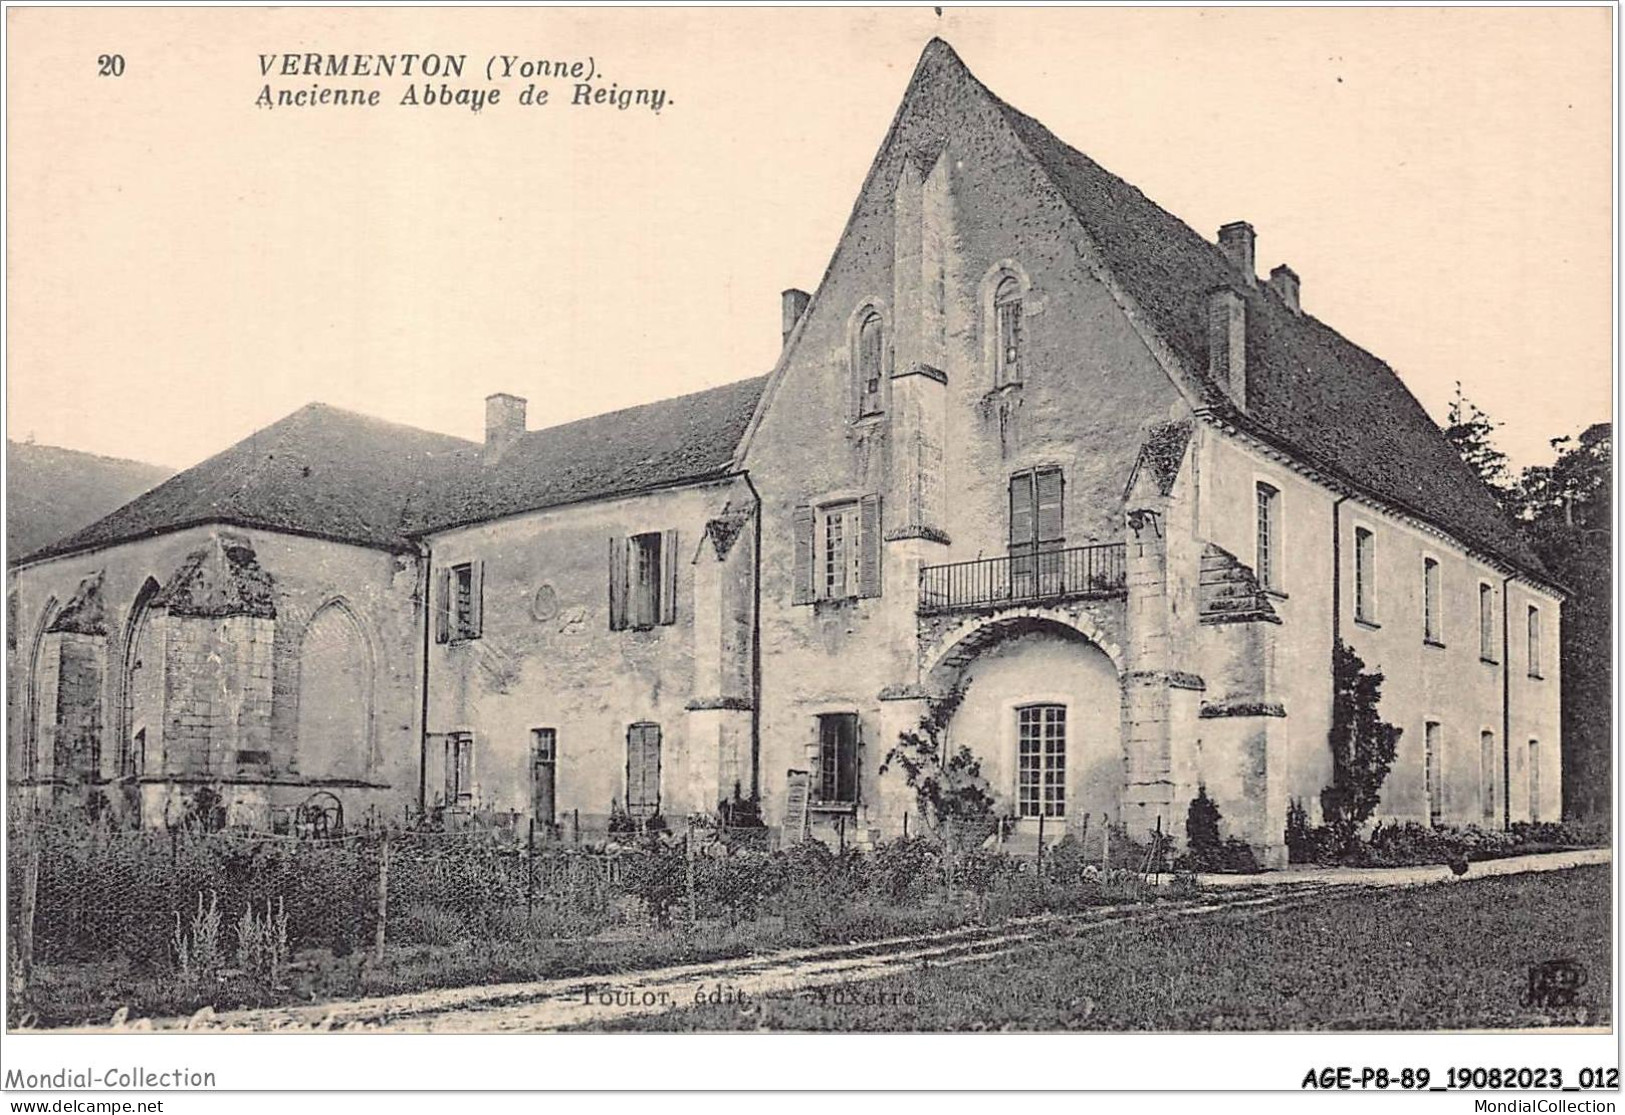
[
  {"xmin": 584, "ymin": 865, "xmax": 1612, "ymax": 1032},
  {"xmin": 15, "ymin": 889, "xmax": 1156, "ymax": 1028}
]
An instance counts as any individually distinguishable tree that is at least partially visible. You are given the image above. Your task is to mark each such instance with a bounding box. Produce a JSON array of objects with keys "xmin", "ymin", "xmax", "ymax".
[
  {"xmin": 1519, "ymin": 424, "xmax": 1612, "ymax": 822},
  {"xmin": 1443, "ymin": 382, "xmax": 1519, "ymax": 512},
  {"xmin": 1321, "ymin": 640, "xmax": 1403, "ymax": 848},
  {"xmin": 879, "ymin": 686, "xmax": 998, "ymax": 843}
]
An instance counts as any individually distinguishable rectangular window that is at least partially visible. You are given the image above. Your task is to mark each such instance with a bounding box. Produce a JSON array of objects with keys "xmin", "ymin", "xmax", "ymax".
[
  {"xmin": 1423, "ymin": 558, "xmax": 1441, "ymax": 644},
  {"xmin": 444, "ymin": 731, "xmax": 474, "ymax": 806},
  {"xmin": 1528, "ymin": 740, "xmax": 1540, "ymax": 823},
  {"xmin": 1424, "ymin": 721, "xmax": 1442, "ymax": 827},
  {"xmin": 1010, "ymin": 467, "xmax": 1065, "ymax": 595},
  {"xmin": 1527, "ymin": 606, "xmax": 1542, "ymax": 678},
  {"xmin": 630, "ymin": 532, "xmax": 662, "ymax": 628},
  {"xmin": 1256, "ymin": 482, "xmax": 1281, "ymax": 591},
  {"xmin": 1017, "ymin": 704, "xmax": 1067, "ymax": 818},
  {"xmin": 821, "ymin": 502, "xmax": 860, "ymax": 601},
  {"xmin": 790, "ymin": 497, "xmax": 881, "ymax": 604},
  {"xmin": 435, "ymin": 562, "xmax": 483, "ymax": 643},
  {"xmin": 609, "ymin": 532, "xmax": 678, "ymax": 630},
  {"xmin": 1353, "ymin": 527, "xmax": 1375, "ymax": 623},
  {"xmin": 1479, "ymin": 583, "xmax": 1496, "ymax": 661},
  {"xmin": 531, "ymin": 729, "xmax": 557, "ymax": 828},
  {"xmin": 815, "ymin": 713, "xmax": 860, "ymax": 806},
  {"xmin": 1480, "ymin": 729, "xmax": 1497, "ymax": 824},
  {"xmin": 626, "ymin": 722, "xmax": 661, "ymax": 818}
]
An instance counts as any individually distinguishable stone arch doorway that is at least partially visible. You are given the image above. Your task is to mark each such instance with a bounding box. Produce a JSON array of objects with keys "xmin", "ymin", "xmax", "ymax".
[
  {"xmin": 927, "ymin": 616, "xmax": 1122, "ymax": 834},
  {"xmin": 295, "ymin": 599, "xmax": 376, "ymax": 781}
]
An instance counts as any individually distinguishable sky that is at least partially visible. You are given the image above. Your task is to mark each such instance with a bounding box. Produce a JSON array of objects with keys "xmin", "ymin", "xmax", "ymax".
[{"xmin": 6, "ymin": 6, "xmax": 1613, "ymax": 472}]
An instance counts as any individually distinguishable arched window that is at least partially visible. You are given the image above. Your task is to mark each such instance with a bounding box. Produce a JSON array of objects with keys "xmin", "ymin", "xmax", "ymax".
[
  {"xmin": 296, "ymin": 601, "xmax": 374, "ymax": 780},
  {"xmin": 856, "ymin": 309, "xmax": 885, "ymax": 416},
  {"xmin": 995, "ymin": 274, "xmax": 1024, "ymax": 385}
]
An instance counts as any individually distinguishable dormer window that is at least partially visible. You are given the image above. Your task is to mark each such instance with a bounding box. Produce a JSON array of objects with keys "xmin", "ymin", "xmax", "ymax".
[
  {"xmin": 856, "ymin": 309, "xmax": 885, "ymax": 417},
  {"xmin": 995, "ymin": 274, "xmax": 1024, "ymax": 386}
]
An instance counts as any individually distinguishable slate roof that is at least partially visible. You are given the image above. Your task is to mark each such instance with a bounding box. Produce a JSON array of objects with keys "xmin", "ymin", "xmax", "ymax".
[
  {"xmin": 957, "ymin": 43, "xmax": 1548, "ymax": 581},
  {"xmin": 412, "ymin": 375, "xmax": 767, "ymax": 534},
  {"xmin": 19, "ymin": 377, "xmax": 768, "ymax": 564},
  {"xmin": 21, "ymin": 404, "xmax": 477, "ymax": 562}
]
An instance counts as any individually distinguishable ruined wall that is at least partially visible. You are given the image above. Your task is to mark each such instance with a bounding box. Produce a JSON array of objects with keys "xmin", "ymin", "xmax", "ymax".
[{"xmin": 7, "ymin": 524, "xmax": 422, "ymax": 826}]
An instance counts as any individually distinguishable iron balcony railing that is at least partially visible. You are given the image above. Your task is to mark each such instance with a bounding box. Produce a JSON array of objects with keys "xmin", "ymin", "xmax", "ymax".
[{"xmin": 918, "ymin": 542, "xmax": 1128, "ymax": 614}]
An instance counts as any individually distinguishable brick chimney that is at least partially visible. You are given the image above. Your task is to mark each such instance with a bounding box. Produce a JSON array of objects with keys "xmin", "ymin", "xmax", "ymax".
[
  {"xmin": 1207, "ymin": 288, "xmax": 1246, "ymax": 410},
  {"xmin": 1268, "ymin": 264, "xmax": 1301, "ymax": 315},
  {"xmin": 1217, "ymin": 221, "xmax": 1257, "ymax": 287},
  {"xmin": 484, "ymin": 393, "xmax": 526, "ymax": 456},
  {"xmin": 781, "ymin": 289, "xmax": 811, "ymax": 348}
]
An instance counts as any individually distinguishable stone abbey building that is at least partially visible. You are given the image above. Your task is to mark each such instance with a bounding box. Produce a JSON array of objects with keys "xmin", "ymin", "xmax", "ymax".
[{"xmin": 7, "ymin": 41, "xmax": 1562, "ymax": 864}]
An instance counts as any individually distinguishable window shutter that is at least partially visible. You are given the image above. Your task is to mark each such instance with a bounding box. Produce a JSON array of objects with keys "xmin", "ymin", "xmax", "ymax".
[
  {"xmin": 469, "ymin": 561, "xmax": 484, "ymax": 638},
  {"xmin": 608, "ymin": 536, "xmax": 628, "ymax": 631},
  {"xmin": 434, "ymin": 569, "xmax": 451, "ymax": 644},
  {"xmin": 791, "ymin": 505, "xmax": 815, "ymax": 605},
  {"xmin": 659, "ymin": 529, "xmax": 679, "ymax": 625},
  {"xmin": 1009, "ymin": 473, "xmax": 1035, "ymax": 550},
  {"xmin": 858, "ymin": 495, "xmax": 882, "ymax": 598},
  {"xmin": 1036, "ymin": 468, "xmax": 1064, "ymax": 544},
  {"xmin": 443, "ymin": 736, "xmax": 457, "ymax": 804}
]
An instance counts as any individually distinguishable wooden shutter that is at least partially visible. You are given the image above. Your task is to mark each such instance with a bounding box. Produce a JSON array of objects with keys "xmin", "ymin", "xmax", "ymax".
[
  {"xmin": 791, "ymin": 504, "xmax": 815, "ymax": 605},
  {"xmin": 434, "ymin": 568, "xmax": 451, "ymax": 644},
  {"xmin": 1036, "ymin": 468, "xmax": 1065, "ymax": 545},
  {"xmin": 857, "ymin": 495, "xmax": 882, "ymax": 598},
  {"xmin": 468, "ymin": 561, "xmax": 484, "ymax": 639},
  {"xmin": 659, "ymin": 529, "xmax": 679, "ymax": 625},
  {"xmin": 1009, "ymin": 473, "xmax": 1035, "ymax": 551},
  {"xmin": 627, "ymin": 723, "xmax": 661, "ymax": 816},
  {"xmin": 607, "ymin": 536, "xmax": 627, "ymax": 631}
]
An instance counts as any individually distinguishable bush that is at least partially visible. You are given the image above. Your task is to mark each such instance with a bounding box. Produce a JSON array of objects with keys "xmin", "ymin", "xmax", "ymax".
[
  {"xmin": 865, "ymin": 838, "xmax": 939, "ymax": 906},
  {"xmin": 1285, "ymin": 817, "xmax": 1607, "ymax": 868},
  {"xmin": 396, "ymin": 902, "xmax": 466, "ymax": 946}
]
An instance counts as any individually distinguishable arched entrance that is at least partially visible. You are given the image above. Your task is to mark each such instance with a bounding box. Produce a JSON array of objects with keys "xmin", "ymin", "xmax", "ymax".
[{"xmin": 928, "ymin": 616, "xmax": 1122, "ymax": 833}]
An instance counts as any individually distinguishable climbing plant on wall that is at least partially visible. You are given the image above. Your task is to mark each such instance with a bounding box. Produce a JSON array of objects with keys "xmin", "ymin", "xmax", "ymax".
[{"xmin": 1320, "ymin": 639, "xmax": 1403, "ymax": 849}]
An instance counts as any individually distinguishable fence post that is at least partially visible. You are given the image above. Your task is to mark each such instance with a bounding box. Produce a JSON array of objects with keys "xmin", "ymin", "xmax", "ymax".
[
  {"xmin": 573, "ymin": 808, "xmax": 581, "ymax": 847},
  {"xmin": 16, "ymin": 838, "xmax": 40, "ymax": 990},
  {"xmin": 684, "ymin": 830, "xmax": 697, "ymax": 930},
  {"xmin": 374, "ymin": 834, "xmax": 391, "ymax": 964},
  {"xmin": 1036, "ymin": 811, "xmax": 1045, "ymax": 873},
  {"xmin": 1101, "ymin": 820, "xmax": 1111, "ymax": 873}
]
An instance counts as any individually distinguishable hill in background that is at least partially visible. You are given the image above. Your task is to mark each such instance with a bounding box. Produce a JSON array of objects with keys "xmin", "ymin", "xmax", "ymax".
[{"xmin": 7, "ymin": 440, "xmax": 173, "ymax": 562}]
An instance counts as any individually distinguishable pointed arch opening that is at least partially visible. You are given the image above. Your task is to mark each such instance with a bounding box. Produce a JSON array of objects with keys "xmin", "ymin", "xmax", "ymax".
[
  {"xmin": 118, "ymin": 577, "xmax": 165, "ymax": 780},
  {"xmin": 22, "ymin": 596, "xmax": 60, "ymax": 781},
  {"xmin": 295, "ymin": 598, "xmax": 376, "ymax": 781}
]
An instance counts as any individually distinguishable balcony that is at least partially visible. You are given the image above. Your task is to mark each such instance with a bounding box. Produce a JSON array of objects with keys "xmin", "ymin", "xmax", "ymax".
[{"xmin": 918, "ymin": 542, "xmax": 1128, "ymax": 615}]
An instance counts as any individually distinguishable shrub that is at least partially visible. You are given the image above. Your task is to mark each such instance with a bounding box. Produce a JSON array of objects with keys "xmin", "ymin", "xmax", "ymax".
[
  {"xmin": 1186, "ymin": 786, "xmax": 1223, "ymax": 854},
  {"xmin": 396, "ymin": 902, "xmax": 467, "ymax": 946},
  {"xmin": 1320, "ymin": 641, "xmax": 1403, "ymax": 849},
  {"xmin": 865, "ymin": 837, "xmax": 939, "ymax": 906}
]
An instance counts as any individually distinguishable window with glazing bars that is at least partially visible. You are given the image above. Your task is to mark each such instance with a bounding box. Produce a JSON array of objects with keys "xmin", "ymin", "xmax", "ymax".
[{"xmin": 1017, "ymin": 704, "xmax": 1066, "ymax": 818}]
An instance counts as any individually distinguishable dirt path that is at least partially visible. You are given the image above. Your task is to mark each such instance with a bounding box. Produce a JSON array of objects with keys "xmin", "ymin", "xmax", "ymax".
[{"xmin": 84, "ymin": 848, "xmax": 1607, "ymax": 1033}]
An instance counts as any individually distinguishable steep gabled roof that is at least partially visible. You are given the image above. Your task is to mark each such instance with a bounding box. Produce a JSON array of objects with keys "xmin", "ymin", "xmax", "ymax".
[
  {"xmin": 412, "ymin": 376, "xmax": 767, "ymax": 534},
  {"xmin": 20, "ymin": 404, "xmax": 477, "ymax": 563},
  {"xmin": 19, "ymin": 376, "xmax": 769, "ymax": 565},
  {"xmin": 921, "ymin": 39, "xmax": 1547, "ymax": 581}
]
